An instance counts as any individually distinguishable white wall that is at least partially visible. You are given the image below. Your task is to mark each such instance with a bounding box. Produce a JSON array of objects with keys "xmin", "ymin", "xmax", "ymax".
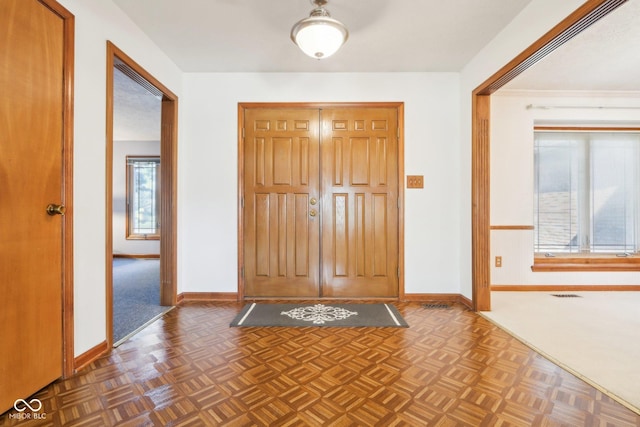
[
  {"xmin": 54, "ymin": 0, "xmax": 603, "ymax": 357},
  {"xmin": 459, "ymin": 0, "xmax": 586, "ymax": 298},
  {"xmin": 112, "ymin": 140, "xmax": 161, "ymax": 255},
  {"xmin": 180, "ymin": 73, "xmax": 462, "ymax": 295},
  {"xmin": 491, "ymin": 90, "xmax": 640, "ymax": 285},
  {"xmin": 57, "ymin": 0, "xmax": 183, "ymax": 356}
]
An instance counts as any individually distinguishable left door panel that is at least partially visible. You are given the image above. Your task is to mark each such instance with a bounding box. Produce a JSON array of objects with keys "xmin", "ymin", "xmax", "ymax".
[
  {"xmin": 0, "ymin": 0, "xmax": 66, "ymax": 413},
  {"xmin": 243, "ymin": 109, "xmax": 321, "ymax": 297}
]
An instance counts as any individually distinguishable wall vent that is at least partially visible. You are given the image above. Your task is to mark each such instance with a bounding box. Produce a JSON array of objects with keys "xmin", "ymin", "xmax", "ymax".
[{"xmin": 114, "ymin": 57, "xmax": 163, "ymax": 99}]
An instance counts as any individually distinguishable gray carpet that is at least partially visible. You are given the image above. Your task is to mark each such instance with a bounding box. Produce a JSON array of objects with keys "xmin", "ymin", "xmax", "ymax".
[
  {"xmin": 113, "ymin": 258, "xmax": 172, "ymax": 344},
  {"xmin": 230, "ymin": 303, "xmax": 409, "ymax": 327}
]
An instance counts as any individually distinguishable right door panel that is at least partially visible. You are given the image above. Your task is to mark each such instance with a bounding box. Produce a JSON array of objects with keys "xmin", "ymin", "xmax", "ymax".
[{"xmin": 320, "ymin": 107, "xmax": 399, "ymax": 297}]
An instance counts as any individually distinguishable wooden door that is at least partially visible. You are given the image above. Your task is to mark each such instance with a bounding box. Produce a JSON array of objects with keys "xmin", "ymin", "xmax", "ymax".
[
  {"xmin": 244, "ymin": 109, "xmax": 321, "ymax": 297},
  {"xmin": 242, "ymin": 106, "xmax": 399, "ymax": 298},
  {"xmin": 0, "ymin": 0, "xmax": 66, "ymax": 413},
  {"xmin": 320, "ymin": 107, "xmax": 399, "ymax": 297}
]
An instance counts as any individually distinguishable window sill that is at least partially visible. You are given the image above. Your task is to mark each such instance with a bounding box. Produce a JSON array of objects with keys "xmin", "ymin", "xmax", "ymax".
[
  {"xmin": 126, "ymin": 235, "xmax": 160, "ymax": 241},
  {"xmin": 532, "ymin": 255, "xmax": 640, "ymax": 272}
]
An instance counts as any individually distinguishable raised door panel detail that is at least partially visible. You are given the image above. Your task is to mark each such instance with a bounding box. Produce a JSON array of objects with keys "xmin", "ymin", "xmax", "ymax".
[
  {"xmin": 372, "ymin": 193, "xmax": 388, "ymax": 277},
  {"xmin": 255, "ymin": 120, "xmax": 270, "ymax": 130},
  {"xmin": 272, "ymin": 137, "xmax": 292, "ymax": 185},
  {"xmin": 376, "ymin": 138, "xmax": 388, "ymax": 186},
  {"xmin": 294, "ymin": 194, "xmax": 310, "ymax": 276},
  {"xmin": 332, "ymin": 193, "xmax": 348, "ymax": 277},
  {"xmin": 254, "ymin": 193, "xmax": 270, "ymax": 276},
  {"xmin": 350, "ymin": 137, "xmax": 370, "ymax": 186},
  {"xmin": 299, "ymin": 137, "xmax": 309, "ymax": 185},
  {"xmin": 333, "ymin": 137, "xmax": 343, "ymax": 186},
  {"xmin": 277, "ymin": 193, "xmax": 287, "ymax": 276},
  {"xmin": 372, "ymin": 120, "xmax": 388, "ymax": 130},
  {"xmin": 254, "ymin": 138, "xmax": 265, "ymax": 186},
  {"xmin": 355, "ymin": 193, "xmax": 366, "ymax": 277},
  {"xmin": 332, "ymin": 120, "xmax": 348, "ymax": 131}
]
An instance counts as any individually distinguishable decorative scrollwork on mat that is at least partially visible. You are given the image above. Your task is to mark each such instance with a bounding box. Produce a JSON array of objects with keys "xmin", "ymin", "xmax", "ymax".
[{"xmin": 281, "ymin": 304, "xmax": 358, "ymax": 324}]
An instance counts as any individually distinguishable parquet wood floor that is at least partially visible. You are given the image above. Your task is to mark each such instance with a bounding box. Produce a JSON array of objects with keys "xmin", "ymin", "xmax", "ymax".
[{"xmin": 2, "ymin": 301, "xmax": 639, "ymax": 426}]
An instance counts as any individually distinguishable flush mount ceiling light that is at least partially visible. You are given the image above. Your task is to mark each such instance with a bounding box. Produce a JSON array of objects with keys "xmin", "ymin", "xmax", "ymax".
[{"xmin": 290, "ymin": 0, "xmax": 349, "ymax": 59}]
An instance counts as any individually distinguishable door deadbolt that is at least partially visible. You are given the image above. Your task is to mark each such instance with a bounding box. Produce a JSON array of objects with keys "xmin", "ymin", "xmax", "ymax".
[
  {"xmin": 46, "ymin": 204, "xmax": 66, "ymax": 216},
  {"xmin": 310, "ymin": 197, "xmax": 317, "ymax": 205}
]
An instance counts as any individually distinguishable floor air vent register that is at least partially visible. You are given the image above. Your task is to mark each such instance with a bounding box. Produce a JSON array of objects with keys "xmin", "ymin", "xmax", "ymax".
[
  {"xmin": 551, "ymin": 294, "xmax": 582, "ymax": 298},
  {"xmin": 422, "ymin": 303, "xmax": 452, "ymax": 309}
]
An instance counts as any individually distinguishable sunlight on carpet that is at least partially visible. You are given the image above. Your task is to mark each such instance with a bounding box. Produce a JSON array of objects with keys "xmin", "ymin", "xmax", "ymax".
[{"xmin": 481, "ymin": 291, "xmax": 640, "ymax": 415}]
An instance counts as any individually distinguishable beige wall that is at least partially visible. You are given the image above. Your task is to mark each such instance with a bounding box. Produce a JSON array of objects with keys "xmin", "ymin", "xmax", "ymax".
[{"xmin": 491, "ymin": 90, "xmax": 640, "ymax": 286}]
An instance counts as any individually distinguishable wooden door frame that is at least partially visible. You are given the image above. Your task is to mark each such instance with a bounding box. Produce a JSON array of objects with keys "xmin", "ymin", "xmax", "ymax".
[
  {"xmin": 237, "ymin": 102, "xmax": 405, "ymax": 300},
  {"xmin": 106, "ymin": 42, "xmax": 178, "ymax": 348},
  {"xmin": 471, "ymin": 0, "xmax": 627, "ymax": 311},
  {"xmin": 33, "ymin": 0, "xmax": 75, "ymax": 377}
]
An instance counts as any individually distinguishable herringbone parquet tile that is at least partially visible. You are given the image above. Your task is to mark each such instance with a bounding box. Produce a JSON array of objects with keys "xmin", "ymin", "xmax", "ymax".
[{"xmin": 1, "ymin": 301, "xmax": 639, "ymax": 426}]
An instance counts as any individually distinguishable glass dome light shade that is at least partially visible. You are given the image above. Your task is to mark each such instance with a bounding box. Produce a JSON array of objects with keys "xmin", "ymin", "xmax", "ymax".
[{"xmin": 291, "ymin": 15, "xmax": 348, "ymax": 59}]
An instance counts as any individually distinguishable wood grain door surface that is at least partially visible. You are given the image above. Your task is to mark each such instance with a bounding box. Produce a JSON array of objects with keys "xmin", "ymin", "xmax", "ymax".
[
  {"xmin": 0, "ymin": 0, "xmax": 65, "ymax": 413},
  {"xmin": 244, "ymin": 109, "xmax": 321, "ymax": 297},
  {"xmin": 244, "ymin": 106, "xmax": 399, "ymax": 298},
  {"xmin": 320, "ymin": 108, "xmax": 399, "ymax": 297}
]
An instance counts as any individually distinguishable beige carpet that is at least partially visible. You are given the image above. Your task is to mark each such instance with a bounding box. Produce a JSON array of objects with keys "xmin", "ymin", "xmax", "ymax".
[{"xmin": 481, "ymin": 291, "xmax": 640, "ymax": 415}]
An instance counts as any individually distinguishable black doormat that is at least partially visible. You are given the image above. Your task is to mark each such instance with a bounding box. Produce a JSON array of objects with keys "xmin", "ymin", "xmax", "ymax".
[{"xmin": 230, "ymin": 303, "xmax": 409, "ymax": 328}]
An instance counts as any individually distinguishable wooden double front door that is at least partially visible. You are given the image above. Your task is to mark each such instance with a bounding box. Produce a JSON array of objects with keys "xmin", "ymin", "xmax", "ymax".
[{"xmin": 243, "ymin": 105, "xmax": 400, "ymax": 298}]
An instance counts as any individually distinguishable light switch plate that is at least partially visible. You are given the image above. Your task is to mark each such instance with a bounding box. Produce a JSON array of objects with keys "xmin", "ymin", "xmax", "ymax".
[{"xmin": 407, "ymin": 175, "xmax": 424, "ymax": 189}]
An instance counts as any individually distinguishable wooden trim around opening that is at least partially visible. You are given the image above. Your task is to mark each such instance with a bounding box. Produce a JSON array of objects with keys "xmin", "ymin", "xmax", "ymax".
[
  {"xmin": 471, "ymin": 0, "xmax": 628, "ymax": 312},
  {"xmin": 106, "ymin": 41, "xmax": 179, "ymax": 350},
  {"xmin": 475, "ymin": 0, "xmax": 627, "ymax": 96},
  {"xmin": 472, "ymin": 95, "xmax": 491, "ymax": 311}
]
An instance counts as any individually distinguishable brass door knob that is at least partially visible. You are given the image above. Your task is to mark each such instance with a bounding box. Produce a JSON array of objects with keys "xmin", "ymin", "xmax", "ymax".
[
  {"xmin": 309, "ymin": 209, "xmax": 317, "ymax": 217},
  {"xmin": 46, "ymin": 204, "xmax": 66, "ymax": 216}
]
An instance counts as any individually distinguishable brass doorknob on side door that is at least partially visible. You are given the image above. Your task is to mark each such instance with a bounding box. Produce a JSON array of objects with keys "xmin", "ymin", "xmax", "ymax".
[
  {"xmin": 309, "ymin": 209, "xmax": 317, "ymax": 217},
  {"xmin": 46, "ymin": 204, "xmax": 66, "ymax": 216}
]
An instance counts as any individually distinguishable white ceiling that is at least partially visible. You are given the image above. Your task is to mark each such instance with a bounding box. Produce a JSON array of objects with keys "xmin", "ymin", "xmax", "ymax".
[
  {"xmin": 503, "ymin": 0, "xmax": 640, "ymax": 91},
  {"xmin": 113, "ymin": 67, "xmax": 161, "ymax": 141},
  {"xmin": 112, "ymin": 0, "xmax": 640, "ymax": 141},
  {"xmin": 112, "ymin": 0, "xmax": 532, "ymax": 72}
]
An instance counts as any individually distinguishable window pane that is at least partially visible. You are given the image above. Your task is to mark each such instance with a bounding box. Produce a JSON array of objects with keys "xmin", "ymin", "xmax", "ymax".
[
  {"xmin": 590, "ymin": 134, "xmax": 638, "ymax": 252},
  {"xmin": 127, "ymin": 157, "xmax": 160, "ymax": 238},
  {"xmin": 534, "ymin": 131, "xmax": 640, "ymax": 255},
  {"xmin": 534, "ymin": 137, "xmax": 579, "ymax": 252}
]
